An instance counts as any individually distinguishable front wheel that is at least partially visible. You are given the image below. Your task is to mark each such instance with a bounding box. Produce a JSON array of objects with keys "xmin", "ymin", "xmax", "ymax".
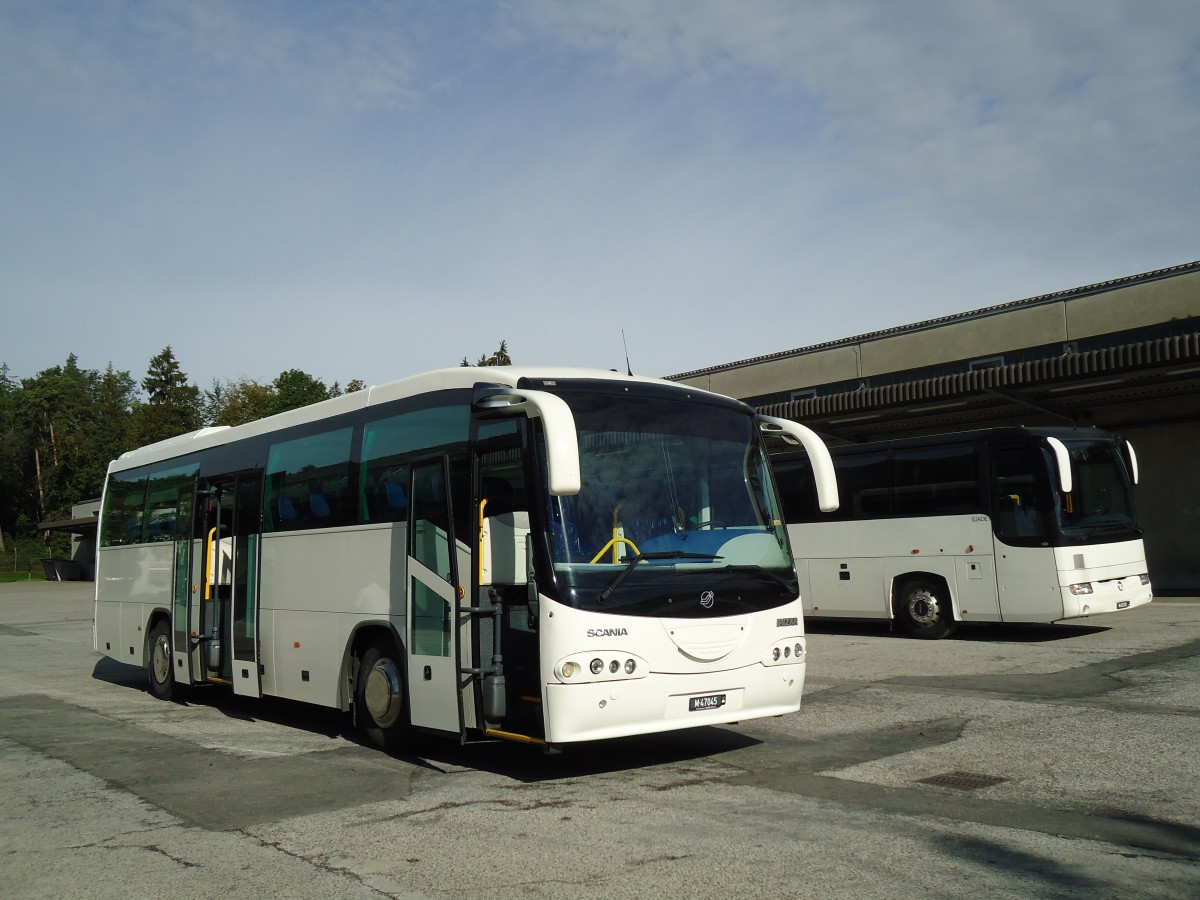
[
  {"xmin": 357, "ymin": 638, "xmax": 410, "ymax": 751},
  {"xmin": 146, "ymin": 619, "xmax": 177, "ymax": 700},
  {"xmin": 895, "ymin": 578, "xmax": 956, "ymax": 639}
]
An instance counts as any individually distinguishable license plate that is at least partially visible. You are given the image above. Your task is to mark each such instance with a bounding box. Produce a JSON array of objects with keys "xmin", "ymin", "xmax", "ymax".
[
  {"xmin": 689, "ymin": 693, "xmax": 726, "ymax": 712},
  {"xmin": 1117, "ymin": 600, "xmax": 1130, "ymax": 609}
]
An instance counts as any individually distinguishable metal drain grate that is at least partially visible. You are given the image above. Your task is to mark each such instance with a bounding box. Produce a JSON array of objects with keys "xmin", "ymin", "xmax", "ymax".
[{"xmin": 915, "ymin": 771, "xmax": 1008, "ymax": 791}]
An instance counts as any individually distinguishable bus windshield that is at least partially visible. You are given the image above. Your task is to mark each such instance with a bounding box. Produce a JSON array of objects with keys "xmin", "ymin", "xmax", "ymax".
[
  {"xmin": 1053, "ymin": 438, "xmax": 1140, "ymax": 541},
  {"xmin": 540, "ymin": 389, "xmax": 795, "ymax": 617}
]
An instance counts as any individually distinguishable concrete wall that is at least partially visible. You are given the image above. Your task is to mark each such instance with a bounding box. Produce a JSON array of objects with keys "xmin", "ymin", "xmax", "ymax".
[
  {"xmin": 1066, "ymin": 270, "xmax": 1200, "ymax": 340},
  {"xmin": 1123, "ymin": 422, "xmax": 1200, "ymax": 593}
]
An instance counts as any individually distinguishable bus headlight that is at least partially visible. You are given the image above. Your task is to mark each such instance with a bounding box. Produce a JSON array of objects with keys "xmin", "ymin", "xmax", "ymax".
[
  {"xmin": 554, "ymin": 653, "xmax": 648, "ymax": 683},
  {"xmin": 1068, "ymin": 583, "xmax": 1094, "ymax": 595}
]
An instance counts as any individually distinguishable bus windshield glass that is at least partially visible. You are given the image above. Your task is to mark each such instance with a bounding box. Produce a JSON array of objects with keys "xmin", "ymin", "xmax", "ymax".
[
  {"xmin": 1053, "ymin": 438, "xmax": 1140, "ymax": 541},
  {"xmin": 540, "ymin": 389, "xmax": 795, "ymax": 617}
]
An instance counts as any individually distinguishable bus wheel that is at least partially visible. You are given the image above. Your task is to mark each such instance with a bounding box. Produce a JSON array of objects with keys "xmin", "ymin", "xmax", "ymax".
[
  {"xmin": 896, "ymin": 579, "xmax": 955, "ymax": 640},
  {"xmin": 357, "ymin": 639, "xmax": 409, "ymax": 750},
  {"xmin": 146, "ymin": 619, "xmax": 176, "ymax": 701}
]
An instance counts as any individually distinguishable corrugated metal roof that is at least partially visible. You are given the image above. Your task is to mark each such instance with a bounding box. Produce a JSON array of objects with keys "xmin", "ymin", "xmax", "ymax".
[{"xmin": 668, "ymin": 259, "xmax": 1200, "ymax": 381}]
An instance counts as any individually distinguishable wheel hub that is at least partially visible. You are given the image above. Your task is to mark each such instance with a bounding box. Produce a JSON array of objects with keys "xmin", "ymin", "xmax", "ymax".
[
  {"xmin": 151, "ymin": 634, "xmax": 171, "ymax": 684},
  {"xmin": 907, "ymin": 589, "xmax": 942, "ymax": 627},
  {"xmin": 364, "ymin": 658, "xmax": 403, "ymax": 727}
]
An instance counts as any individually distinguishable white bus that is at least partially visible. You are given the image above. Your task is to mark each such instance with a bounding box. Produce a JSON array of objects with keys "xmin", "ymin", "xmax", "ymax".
[
  {"xmin": 94, "ymin": 367, "xmax": 838, "ymax": 749},
  {"xmin": 770, "ymin": 426, "xmax": 1152, "ymax": 639}
]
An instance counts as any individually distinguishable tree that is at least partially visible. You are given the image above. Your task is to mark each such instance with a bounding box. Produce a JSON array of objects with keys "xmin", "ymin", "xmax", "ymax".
[
  {"xmin": 208, "ymin": 379, "xmax": 277, "ymax": 427},
  {"xmin": 10, "ymin": 355, "xmax": 135, "ymax": 530},
  {"xmin": 0, "ymin": 363, "xmax": 17, "ymax": 551},
  {"xmin": 461, "ymin": 340, "xmax": 512, "ymax": 367},
  {"xmin": 130, "ymin": 346, "xmax": 200, "ymax": 446},
  {"xmin": 272, "ymin": 369, "xmax": 332, "ymax": 414}
]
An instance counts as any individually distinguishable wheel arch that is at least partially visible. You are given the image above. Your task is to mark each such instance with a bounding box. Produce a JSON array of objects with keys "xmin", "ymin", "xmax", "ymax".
[
  {"xmin": 142, "ymin": 606, "xmax": 174, "ymax": 668},
  {"xmin": 340, "ymin": 621, "xmax": 405, "ymax": 712},
  {"xmin": 889, "ymin": 570, "xmax": 959, "ymax": 622}
]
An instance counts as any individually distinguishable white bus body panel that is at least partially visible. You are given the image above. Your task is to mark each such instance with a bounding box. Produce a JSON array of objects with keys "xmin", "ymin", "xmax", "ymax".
[
  {"xmin": 259, "ymin": 524, "xmax": 406, "ymax": 708},
  {"xmin": 789, "ymin": 516, "xmax": 1003, "ymax": 624},
  {"xmin": 792, "ymin": 517, "xmax": 1152, "ymax": 627},
  {"xmin": 94, "ymin": 544, "xmax": 174, "ymax": 665},
  {"xmin": 538, "ymin": 598, "xmax": 806, "ymax": 744}
]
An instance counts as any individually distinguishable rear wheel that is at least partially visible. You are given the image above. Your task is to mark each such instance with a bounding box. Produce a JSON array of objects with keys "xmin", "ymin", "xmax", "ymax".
[
  {"xmin": 895, "ymin": 578, "xmax": 956, "ymax": 639},
  {"xmin": 146, "ymin": 619, "xmax": 177, "ymax": 700},
  {"xmin": 357, "ymin": 638, "xmax": 410, "ymax": 750}
]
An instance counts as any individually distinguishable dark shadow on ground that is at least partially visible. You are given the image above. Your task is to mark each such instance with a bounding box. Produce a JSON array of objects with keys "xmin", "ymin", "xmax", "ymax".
[
  {"xmin": 804, "ymin": 618, "xmax": 1111, "ymax": 643},
  {"xmin": 89, "ymin": 658, "xmax": 762, "ymax": 782}
]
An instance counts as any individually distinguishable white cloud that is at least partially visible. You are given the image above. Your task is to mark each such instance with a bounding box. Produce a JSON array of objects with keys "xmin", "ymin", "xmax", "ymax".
[{"xmin": 2, "ymin": 1, "xmax": 1197, "ymax": 388}]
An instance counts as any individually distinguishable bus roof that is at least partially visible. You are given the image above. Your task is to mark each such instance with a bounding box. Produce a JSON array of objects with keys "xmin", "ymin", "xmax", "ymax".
[
  {"xmin": 770, "ymin": 424, "xmax": 1121, "ymax": 460},
  {"xmin": 111, "ymin": 366, "xmax": 736, "ymax": 474}
]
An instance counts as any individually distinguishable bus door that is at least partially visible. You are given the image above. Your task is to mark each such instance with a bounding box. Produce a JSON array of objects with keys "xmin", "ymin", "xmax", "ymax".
[
  {"xmin": 473, "ymin": 423, "xmax": 543, "ymax": 740},
  {"xmin": 991, "ymin": 443, "xmax": 1064, "ymax": 621},
  {"xmin": 194, "ymin": 473, "xmax": 264, "ymax": 696},
  {"xmin": 406, "ymin": 456, "xmax": 464, "ymax": 736}
]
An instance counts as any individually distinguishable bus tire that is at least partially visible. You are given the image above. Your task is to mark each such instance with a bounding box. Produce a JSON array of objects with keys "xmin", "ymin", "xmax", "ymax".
[
  {"xmin": 895, "ymin": 578, "xmax": 956, "ymax": 640},
  {"xmin": 146, "ymin": 619, "xmax": 177, "ymax": 701},
  {"xmin": 357, "ymin": 638, "xmax": 410, "ymax": 750}
]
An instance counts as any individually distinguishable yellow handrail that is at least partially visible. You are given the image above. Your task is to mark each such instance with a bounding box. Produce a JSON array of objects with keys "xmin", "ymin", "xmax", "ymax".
[
  {"xmin": 204, "ymin": 526, "xmax": 217, "ymax": 600},
  {"xmin": 478, "ymin": 498, "xmax": 489, "ymax": 584},
  {"xmin": 590, "ymin": 535, "xmax": 640, "ymax": 565}
]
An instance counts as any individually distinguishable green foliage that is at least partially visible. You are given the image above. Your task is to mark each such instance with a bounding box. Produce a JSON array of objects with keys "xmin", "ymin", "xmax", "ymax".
[
  {"xmin": 273, "ymin": 368, "xmax": 334, "ymax": 413},
  {"xmin": 204, "ymin": 369, "xmax": 340, "ymax": 427},
  {"xmin": 10, "ymin": 355, "xmax": 137, "ymax": 529},
  {"xmin": 130, "ymin": 346, "xmax": 200, "ymax": 446},
  {"xmin": 0, "ymin": 347, "xmax": 362, "ymax": 549},
  {"xmin": 461, "ymin": 340, "xmax": 512, "ymax": 367}
]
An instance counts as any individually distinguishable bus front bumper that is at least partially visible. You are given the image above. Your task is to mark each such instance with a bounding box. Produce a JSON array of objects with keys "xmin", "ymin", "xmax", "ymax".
[
  {"xmin": 1060, "ymin": 575, "xmax": 1152, "ymax": 619},
  {"xmin": 542, "ymin": 661, "xmax": 805, "ymax": 744}
]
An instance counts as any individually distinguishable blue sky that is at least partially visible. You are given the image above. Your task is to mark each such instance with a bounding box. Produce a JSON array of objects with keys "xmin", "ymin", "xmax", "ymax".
[{"xmin": 3, "ymin": 0, "xmax": 1198, "ymax": 392}]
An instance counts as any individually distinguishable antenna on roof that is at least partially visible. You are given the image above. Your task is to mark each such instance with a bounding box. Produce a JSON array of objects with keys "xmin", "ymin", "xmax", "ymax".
[{"xmin": 621, "ymin": 329, "xmax": 633, "ymax": 376}]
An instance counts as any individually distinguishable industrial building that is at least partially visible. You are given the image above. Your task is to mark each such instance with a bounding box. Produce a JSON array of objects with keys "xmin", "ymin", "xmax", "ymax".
[{"xmin": 670, "ymin": 260, "xmax": 1200, "ymax": 592}]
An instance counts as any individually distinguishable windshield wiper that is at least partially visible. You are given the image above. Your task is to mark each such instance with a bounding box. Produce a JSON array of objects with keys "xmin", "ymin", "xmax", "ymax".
[
  {"xmin": 717, "ymin": 564, "xmax": 796, "ymax": 591},
  {"xmin": 598, "ymin": 551, "xmax": 722, "ymax": 604}
]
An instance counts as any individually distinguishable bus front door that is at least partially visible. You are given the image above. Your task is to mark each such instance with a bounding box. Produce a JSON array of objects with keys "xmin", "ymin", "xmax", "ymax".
[
  {"xmin": 406, "ymin": 457, "xmax": 464, "ymax": 737},
  {"xmin": 196, "ymin": 474, "xmax": 263, "ymax": 697}
]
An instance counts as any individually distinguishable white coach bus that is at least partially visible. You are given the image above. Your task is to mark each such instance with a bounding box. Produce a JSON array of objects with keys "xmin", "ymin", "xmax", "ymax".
[
  {"xmin": 94, "ymin": 367, "xmax": 838, "ymax": 750},
  {"xmin": 770, "ymin": 426, "xmax": 1151, "ymax": 639}
]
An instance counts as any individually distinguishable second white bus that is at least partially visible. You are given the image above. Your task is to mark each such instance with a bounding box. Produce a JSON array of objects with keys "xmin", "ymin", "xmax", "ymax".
[{"xmin": 770, "ymin": 426, "xmax": 1152, "ymax": 638}]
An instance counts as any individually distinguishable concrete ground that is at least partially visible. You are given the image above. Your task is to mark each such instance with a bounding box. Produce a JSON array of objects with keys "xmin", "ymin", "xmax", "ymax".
[{"xmin": 1, "ymin": 580, "xmax": 1197, "ymax": 899}]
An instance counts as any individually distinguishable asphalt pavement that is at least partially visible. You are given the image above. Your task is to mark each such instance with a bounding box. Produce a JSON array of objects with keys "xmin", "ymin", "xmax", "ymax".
[{"xmin": 2, "ymin": 580, "xmax": 1197, "ymax": 899}]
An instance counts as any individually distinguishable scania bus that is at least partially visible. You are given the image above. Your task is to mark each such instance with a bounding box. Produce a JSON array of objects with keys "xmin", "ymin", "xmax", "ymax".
[
  {"xmin": 94, "ymin": 367, "xmax": 838, "ymax": 749},
  {"xmin": 770, "ymin": 426, "xmax": 1151, "ymax": 638}
]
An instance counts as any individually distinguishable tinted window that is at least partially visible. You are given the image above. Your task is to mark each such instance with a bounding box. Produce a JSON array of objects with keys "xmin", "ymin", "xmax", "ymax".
[
  {"xmin": 265, "ymin": 427, "xmax": 353, "ymax": 532},
  {"xmin": 360, "ymin": 405, "xmax": 470, "ymax": 525},
  {"xmin": 892, "ymin": 444, "xmax": 980, "ymax": 516},
  {"xmin": 101, "ymin": 473, "xmax": 147, "ymax": 547},
  {"xmin": 836, "ymin": 451, "xmax": 891, "ymax": 519}
]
